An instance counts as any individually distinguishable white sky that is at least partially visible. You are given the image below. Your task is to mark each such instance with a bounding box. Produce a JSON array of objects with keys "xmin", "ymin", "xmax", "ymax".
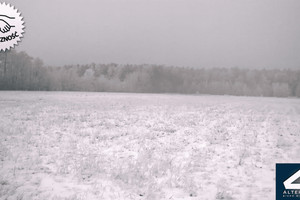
[{"xmin": 6, "ymin": 0, "xmax": 300, "ymax": 69}]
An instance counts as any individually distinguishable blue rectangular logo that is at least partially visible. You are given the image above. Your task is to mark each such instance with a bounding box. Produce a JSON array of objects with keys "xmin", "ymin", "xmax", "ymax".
[{"xmin": 276, "ymin": 163, "xmax": 300, "ymax": 200}]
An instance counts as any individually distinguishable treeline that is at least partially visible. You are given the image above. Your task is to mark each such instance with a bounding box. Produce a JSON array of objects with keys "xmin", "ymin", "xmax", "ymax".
[{"xmin": 1, "ymin": 50, "xmax": 300, "ymax": 97}]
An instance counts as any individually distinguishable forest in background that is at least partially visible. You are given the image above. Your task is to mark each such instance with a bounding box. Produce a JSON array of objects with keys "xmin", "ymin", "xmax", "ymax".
[{"xmin": 0, "ymin": 50, "xmax": 300, "ymax": 97}]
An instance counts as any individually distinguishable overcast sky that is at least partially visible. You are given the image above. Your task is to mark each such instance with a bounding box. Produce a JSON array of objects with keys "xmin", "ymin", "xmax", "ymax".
[{"xmin": 7, "ymin": 0, "xmax": 300, "ymax": 69}]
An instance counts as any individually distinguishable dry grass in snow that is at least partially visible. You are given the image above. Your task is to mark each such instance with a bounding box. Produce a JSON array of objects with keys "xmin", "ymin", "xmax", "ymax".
[{"xmin": 0, "ymin": 91, "xmax": 300, "ymax": 200}]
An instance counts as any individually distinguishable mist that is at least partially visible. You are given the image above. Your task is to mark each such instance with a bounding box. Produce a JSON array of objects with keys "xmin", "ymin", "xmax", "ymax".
[{"xmin": 7, "ymin": 0, "xmax": 300, "ymax": 69}]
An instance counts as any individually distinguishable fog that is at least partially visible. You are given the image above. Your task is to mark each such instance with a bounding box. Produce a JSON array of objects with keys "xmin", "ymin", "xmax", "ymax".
[{"xmin": 7, "ymin": 0, "xmax": 300, "ymax": 69}]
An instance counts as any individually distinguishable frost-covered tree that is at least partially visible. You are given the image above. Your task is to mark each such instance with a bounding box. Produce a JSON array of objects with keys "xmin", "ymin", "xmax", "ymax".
[
  {"xmin": 295, "ymin": 83, "xmax": 300, "ymax": 97},
  {"xmin": 1, "ymin": 50, "xmax": 299, "ymax": 98},
  {"xmin": 272, "ymin": 83, "xmax": 291, "ymax": 97}
]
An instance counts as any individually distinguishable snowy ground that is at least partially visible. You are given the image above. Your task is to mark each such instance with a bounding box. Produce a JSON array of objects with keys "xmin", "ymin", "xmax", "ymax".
[{"xmin": 0, "ymin": 91, "xmax": 299, "ymax": 200}]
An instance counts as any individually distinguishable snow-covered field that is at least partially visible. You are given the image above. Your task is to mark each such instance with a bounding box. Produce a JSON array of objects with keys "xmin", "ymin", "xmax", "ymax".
[{"xmin": 0, "ymin": 91, "xmax": 299, "ymax": 200}]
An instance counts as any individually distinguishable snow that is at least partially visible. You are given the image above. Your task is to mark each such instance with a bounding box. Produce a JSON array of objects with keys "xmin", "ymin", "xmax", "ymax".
[{"xmin": 0, "ymin": 91, "xmax": 299, "ymax": 199}]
